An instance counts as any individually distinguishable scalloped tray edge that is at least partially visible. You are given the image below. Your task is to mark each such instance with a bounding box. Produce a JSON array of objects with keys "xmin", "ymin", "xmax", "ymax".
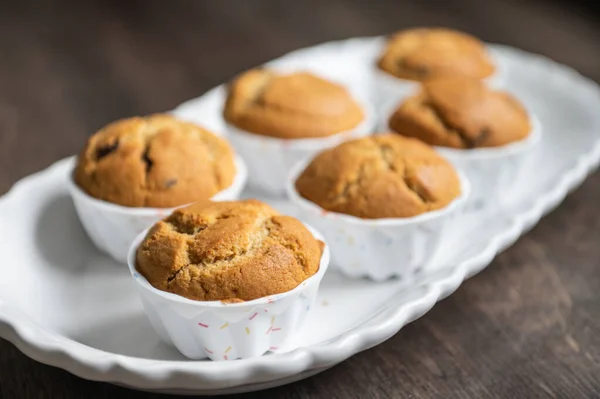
[{"xmin": 0, "ymin": 38, "xmax": 599, "ymax": 393}]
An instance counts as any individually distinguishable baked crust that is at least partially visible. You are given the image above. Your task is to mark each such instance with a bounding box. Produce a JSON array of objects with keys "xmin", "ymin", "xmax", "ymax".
[
  {"xmin": 295, "ymin": 134, "xmax": 461, "ymax": 219},
  {"xmin": 136, "ymin": 199, "xmax": 324, "ymax": 302},
  {"xmin": 388, "ymin": 77, "xmax": 531, "ymax": 148},
  {"xmin": 223, "ymin": 69, "xmax": 364, "ymax": 139},
  {"xmin": 378, "ymin": 28, "xmax": 495, "ymax": 81},
  {"xmin": 75, "ymin": 114, "xmax": 236, "ymax": 207}
]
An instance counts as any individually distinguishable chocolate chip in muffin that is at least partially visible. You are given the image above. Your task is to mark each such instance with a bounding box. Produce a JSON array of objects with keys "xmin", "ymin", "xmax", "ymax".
[
  {"xmin": 141, "ymin": 146, "xmax": 153, "ymax": 173},
  {"xmin": 471, "ymin": 127, "xmax": 491, "ymax": 148},
  {"xmin": 164, "ymin": 178, "xmax": 178, "ymax": 189},
  {"xmin": 95, "ymin": 140, "xmax": 119, "ymax": 160},
  {"xmin": 414, "ymin": 65, "xmax": 430, "ymax": 79}
]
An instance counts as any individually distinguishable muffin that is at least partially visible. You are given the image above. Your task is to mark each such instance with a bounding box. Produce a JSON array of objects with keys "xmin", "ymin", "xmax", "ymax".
[
  {"xmin": 223, "ymin": 69, "xmax": 373, "ymax": 196},
  {"xmin": 295, "ymin": 134, "xmax": 461, "ymax": 219},
  {"xmin": 387, "ymin": 76, "xmax": 532, "ymax": 148},
  {"xmin": 74, "ymin": 114, "xmax": 236, "ymax": 208},
  {"xmin": 224, "ymin": 69, "xmax": 365, "ymax": 139},
  {"xmin": 136, "ymin": 199, "xmax": 324, "ymax": 302},
  {"xmin": 378, "ymin": 28, "xmax": 495, "ymax": 81}
]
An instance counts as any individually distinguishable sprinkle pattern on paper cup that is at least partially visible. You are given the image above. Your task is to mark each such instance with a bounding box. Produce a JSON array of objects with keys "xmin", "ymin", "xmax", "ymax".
[
  {"xmin": 223, "ymin": 346, "xmax": 232, "ymax": 360},
  {"xmin": 188, "ymin": 296, "xmax": 316, "ymax": 360}
]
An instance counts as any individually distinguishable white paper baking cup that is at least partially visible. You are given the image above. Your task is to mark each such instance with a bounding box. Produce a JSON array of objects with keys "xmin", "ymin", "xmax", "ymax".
[
  {"xmin": 286, "ymin": 158, "xmax": 470, "ymax": 281},
  {"xmin": 127, "ymin": 223, "xmax": 330, "ymax": 361},
  {"xmin": 225, "ymin": 98, "xmax": 375, "ymax": 197},
  {"xmin": 378, "ymin": 98, "xmax": 541, "ymax": 208},
  {"xmin": 435, "ymin": 119, "xmax": 541, "ymax": 208},
  {"xmin": 67, "ymin": 155, "xmax": 248, "ymax": 264},
  {"xmin": 371, "ymin": 48, "xmax": 506, "ymax": 108}
]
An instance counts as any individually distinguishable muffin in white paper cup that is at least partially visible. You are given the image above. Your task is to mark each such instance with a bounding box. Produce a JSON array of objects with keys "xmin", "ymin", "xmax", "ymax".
[
  {"xmin": 67, "ymin": 155, "xmax": 247, "ymax": 264},
  {"xmin": 371, "ymin": 28, "xmax": 504, "ymax": 107},
  {"xmin": 286, "ymin": 136, "xmax": 470, "ymax": 281},
  {"xmin": 378, "ymin": 82, "xmax": 541, "ymax": 208},
  {"xmin": 224, "ymin": 69, "xmax": 376, "ymax": 197},
  {"xmin": 127, "ymin": 223, "xmax": 330, "ymax": 361}
]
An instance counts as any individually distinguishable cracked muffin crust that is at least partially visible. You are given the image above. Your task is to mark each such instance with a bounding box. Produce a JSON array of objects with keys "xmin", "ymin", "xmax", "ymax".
[
  {"xmin": 223, "ymin": 69, "xmax": 365, "ymax": 139},
  {"xmin": 136, "ymin": 199, "xmax": 324, "ymax": 302},
  {"xmin": 388, "ymin": 76, "xmax": 532, "ymax": 148},
  {"xmin": 74, "ymin": 114, "xmax": 236, "ymax": 208},
  {"xmin": 295, "ymin": 134, "xmax": 461, "ymax": 219},
  {"xmin": 377, "ymin": 28, "xmax": 495, "ymax": 81}
]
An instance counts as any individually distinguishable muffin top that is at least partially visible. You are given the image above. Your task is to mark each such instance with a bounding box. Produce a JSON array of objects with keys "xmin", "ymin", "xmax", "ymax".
[
  {"xmin": 136, "ymin": 199, "xmax": 324, "ymax": 302},
  {"xmin": 223, "ymin": 69, "xmax": 365, "ymax": 139},
  {"xmin": 388, "ymin": 76, "xmax": 532, "ymax": 148},
  {"xmin": 378, "ymin": 28, "xmax": 495, "ymax": 81},
  {"xmin": 75, "ymin": 114, "xmax": 236, "ymax": 208},
  {"xmin": 295, "ymin": 134, "xmax": 461, "ymax": 219}
]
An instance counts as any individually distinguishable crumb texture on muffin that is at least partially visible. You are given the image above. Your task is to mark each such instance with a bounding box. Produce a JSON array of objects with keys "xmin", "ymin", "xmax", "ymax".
[
  {"xmin": 223, "ymin": 69, "xmax": 364, "ymax": 139},
  {"xmin": 74, "ymin": 114, "xmax": 236, "ymax": 208},
  {"xmin": 136, "ymin": 199, "xmax": 324, "ymax": 302},
  {"xmin": 378, "ymin": 28, "xmax": 495, "ymax": 81},
  {"xmin": 295, "ymin": 134, "xmax": 461, "ymax": 219},
  {"xmin": 388, "ymin": 76, "xmax": 532, "ymax": 148}
]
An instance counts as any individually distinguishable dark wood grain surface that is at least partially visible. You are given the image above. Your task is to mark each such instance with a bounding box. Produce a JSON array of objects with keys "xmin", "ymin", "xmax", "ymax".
[{"xmin": 1, "ymin": 0, "xmax": 600, "ymax": 398}]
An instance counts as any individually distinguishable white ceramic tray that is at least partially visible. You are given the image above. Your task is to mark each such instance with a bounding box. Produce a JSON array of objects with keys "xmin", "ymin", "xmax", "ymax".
[{"xmin": 1, "ymin": 37, "xmax": 599, "ymax": 395}]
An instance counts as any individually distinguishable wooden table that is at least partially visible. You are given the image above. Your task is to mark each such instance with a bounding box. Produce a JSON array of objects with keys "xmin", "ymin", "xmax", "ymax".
[{"xmin": 1, "ymin": 1, "xmax": 599, "ymax": 397}]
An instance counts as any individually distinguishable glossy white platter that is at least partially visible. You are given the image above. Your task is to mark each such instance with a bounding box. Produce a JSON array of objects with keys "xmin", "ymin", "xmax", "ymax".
[{"xmin": 1, "ymin": 37, "xmax": 599, "ymax": 395}]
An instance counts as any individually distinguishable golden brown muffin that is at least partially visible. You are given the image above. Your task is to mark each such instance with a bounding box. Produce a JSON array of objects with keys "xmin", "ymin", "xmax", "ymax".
[
  {"xmin": 378, "ymin": 28, "xmax": 495, "ymax": 81},
  {"xmin": 223, "ymin": 69, "xmax": 365, "ymax": 139},
  {"xmin": 75, "ymin": 114, "xmax": 236, "ymax": 208},
  {"xmin": 388, "ymin": 76, "xmax": 532, "ymax": 148},
  {"xmin": 136, "ymin": 199, "xmax": 324, "ymax": 302},
  {"xmin": 295, "ymin": 134, "xmax": 461, "ymax": 219}
]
